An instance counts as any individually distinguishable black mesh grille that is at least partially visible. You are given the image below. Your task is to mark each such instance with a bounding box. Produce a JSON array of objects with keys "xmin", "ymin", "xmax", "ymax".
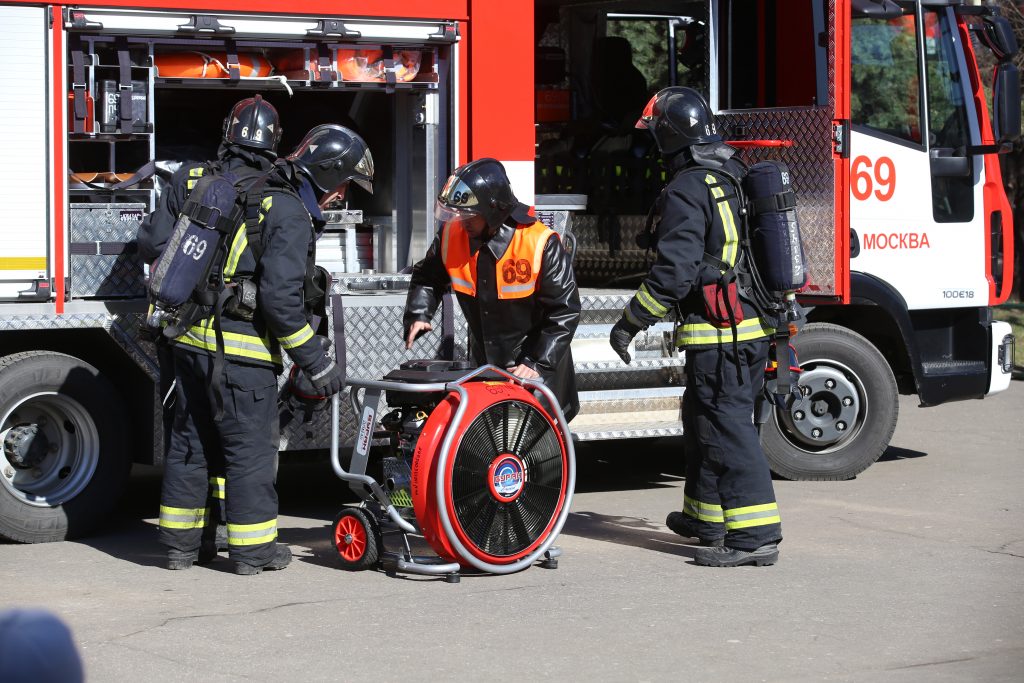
[{"xmin": 450, "ymin": 400, "xmax": 564, "ymax": 557}]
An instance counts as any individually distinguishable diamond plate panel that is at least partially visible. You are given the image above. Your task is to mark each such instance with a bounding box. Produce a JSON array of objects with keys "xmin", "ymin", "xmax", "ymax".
[
  {"xmin": 280, "ymin": 283, "xmax": 470, "ymax": 451},
  {"xmin": 69, "ymin": 204, "xmax": 147, "ymax": 298},
  {"xmin": 0, "ymin": 312, "xmax": 110, "ymax": 331},
  {"xmin": 717, "ymin": 108, "xmax": 837, "ymax": 297}
]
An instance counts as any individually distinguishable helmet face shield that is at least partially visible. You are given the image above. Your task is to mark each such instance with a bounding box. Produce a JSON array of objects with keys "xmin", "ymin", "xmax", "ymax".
[
  {"xmin": 434, "ymin": 198, "xmax": 481, "ymax": 224},
  {"xmin": 353, "ymin": 148, "xmax": 374, "ymax": 193}
]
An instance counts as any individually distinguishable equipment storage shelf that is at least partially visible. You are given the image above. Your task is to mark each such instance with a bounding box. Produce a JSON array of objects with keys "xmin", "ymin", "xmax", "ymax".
[{"xmin": 148, "ymin": 39, "xmax": 440, "ymax": 91}]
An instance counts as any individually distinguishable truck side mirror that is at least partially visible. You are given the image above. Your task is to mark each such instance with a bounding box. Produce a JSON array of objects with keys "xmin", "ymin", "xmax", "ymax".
[
  {"xmin": 993, "ymin": 62, "xmax": 1021, "ymax": 142},
  {"xmin": 981, "ymin": 16, "xmax": 1019, "ymax": 62}
]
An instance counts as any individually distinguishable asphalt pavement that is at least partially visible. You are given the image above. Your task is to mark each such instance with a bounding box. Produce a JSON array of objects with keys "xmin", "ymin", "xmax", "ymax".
[{"xmin": 2, "ymin": 382, "xmax": 1022, "ymax": 682}]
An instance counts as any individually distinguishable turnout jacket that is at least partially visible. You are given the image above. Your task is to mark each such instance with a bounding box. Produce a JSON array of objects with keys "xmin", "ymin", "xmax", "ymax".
[
  {"xmin": 624, "ymin": 143, "xmax": 774, "ymax": 348},
  {"xmin": 138, "ymin": 150, "xmax": 325, "ymax": 373},
  {"xmin": 404, "ymin": 217, "xmax": 582, "ymax": 419}
]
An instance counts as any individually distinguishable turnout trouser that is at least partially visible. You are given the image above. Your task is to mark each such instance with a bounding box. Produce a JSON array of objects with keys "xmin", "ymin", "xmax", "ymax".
[
  {"xmin": 681, "ymin": 339, "xmax": 782, "ymax": 550},
  {"xmin": 158, "ymin": 347, "xmax": 281, "ymax": 565}
]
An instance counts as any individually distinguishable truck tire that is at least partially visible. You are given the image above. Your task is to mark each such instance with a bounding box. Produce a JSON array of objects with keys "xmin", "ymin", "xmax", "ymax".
[
  {"xmin": 0, "ymin": 351, "xmax": 131, "ymax": 542},
  {"xmin": 760, "ymin": 323, "xmax": 898, "ymax": 480}
]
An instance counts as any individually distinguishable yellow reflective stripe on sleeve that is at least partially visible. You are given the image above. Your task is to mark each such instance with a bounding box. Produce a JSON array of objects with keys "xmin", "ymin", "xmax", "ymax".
[
  {"xmin": 634, "ymin": 283, "xmax": 668, "ymax": 318},
  {"xmin": 223, "ymin": 197, "xmax": 272, "ymax": 279},
  {"xmin": 186, "ymin": 166, "xmax": 206, "ymax": 190},
  {"xmin": 209, "ymin": 477, "xmax": 226, "ymax": 500},
  {"xmin": 159, "ymin": 505, "xmax": 208, "ymax": 529},
  {"xmin": 724, "ymin": 502, "xmax": 781, "ymax": 530},
  {"xmin": 676, "ymin": 317, "xmax": 775, "ymax": 347},
  {"xmin": 278, "ymin": 323, "xmax": 314, "ymax": 350},
  {"xmin": 227, "ymin": 519, "xmax": 278, "ymax": 546},
  {"xmin": 705, "ymin": 173, "xmax": 739, "ymax": 267},
  {"xmin": 178, "ymin": 319, "xmax": 281, "ymax": 364},
  {"xmin": 683, "ymin": 494, "xmax": 724, "ymax": 523}
]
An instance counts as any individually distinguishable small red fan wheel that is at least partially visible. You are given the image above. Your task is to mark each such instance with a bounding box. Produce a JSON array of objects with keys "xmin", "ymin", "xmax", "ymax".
[{"xmin": 331, "ymin": 507, "xmax": 381, "ymax": 570}]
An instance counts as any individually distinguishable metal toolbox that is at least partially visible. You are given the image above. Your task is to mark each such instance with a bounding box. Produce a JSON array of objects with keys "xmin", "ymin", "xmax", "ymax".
[
  {"xmin": 68, "ymin": 203, "xmax": 147, "ymax": 298},
  {"xmin": 317, "ymin": 209, "xmax": 376, "ymax": 274}
]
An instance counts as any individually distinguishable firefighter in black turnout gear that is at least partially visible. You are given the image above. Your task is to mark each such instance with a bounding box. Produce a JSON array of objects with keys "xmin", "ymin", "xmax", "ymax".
[
  {"xmin": 610, "ymin": 87, "xmax": 782, "ymax": 567},
  {"xmin": 139, "ymin": 104, "xmax": 370, "ymax": 573},
  {"xmin": 403, "ymin": 158, "xmax": 581, "ymax": 420}
]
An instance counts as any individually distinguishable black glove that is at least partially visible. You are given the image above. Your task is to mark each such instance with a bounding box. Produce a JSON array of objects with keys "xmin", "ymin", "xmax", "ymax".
[
  {"xmin": 609, "ymin": 317, "xmax": 642, "ymax": 364},
  {"xmin": 306, "ymin": 355, "xmax": 344, "ymax": 397}
]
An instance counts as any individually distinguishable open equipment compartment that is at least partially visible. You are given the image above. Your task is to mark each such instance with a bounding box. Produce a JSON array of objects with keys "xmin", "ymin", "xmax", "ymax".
[{"xmin": 65, "ymin": 7, "xmax": 460, "ymax": 278}]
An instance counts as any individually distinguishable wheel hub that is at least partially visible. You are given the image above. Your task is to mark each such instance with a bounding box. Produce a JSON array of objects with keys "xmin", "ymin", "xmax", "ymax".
[
  {"xmin": 3, "ymin": 423, "xmax": 51, "ymax": 469},
  {"xmin": 1, "ymin": 393, "xmax": 99, "ymax": 506},
  {"xmin": 780, "ymin": 366, "xmax": 861, "ymax": 448}
]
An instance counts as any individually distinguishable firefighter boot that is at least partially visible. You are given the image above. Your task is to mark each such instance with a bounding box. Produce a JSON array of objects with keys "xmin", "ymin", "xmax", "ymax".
[
  {"xmin": 665, "ymin": 511, "xmax": 724, "ymax": 547},
  {"xmin": 166, "ymin": 541, "xmax": 219, "ymax": 570},
  {"xmin": 234, "ymin": 544, "xmax": 292, "ymax": 576},
  {"xmin": 694, "ymin": 543, "xmax": 779, "ymax": 567}
]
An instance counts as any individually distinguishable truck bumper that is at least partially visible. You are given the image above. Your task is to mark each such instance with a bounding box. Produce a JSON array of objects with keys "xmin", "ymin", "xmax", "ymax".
[{"xmin": 988, "ymin": 320, "xmax": 1015, "ymax": 396}]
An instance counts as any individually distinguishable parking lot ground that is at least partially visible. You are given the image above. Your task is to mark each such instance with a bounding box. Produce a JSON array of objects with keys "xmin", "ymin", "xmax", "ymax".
[{"xmin": 2, "ymin": 382, "xmax": 1022, "ymax": 682}]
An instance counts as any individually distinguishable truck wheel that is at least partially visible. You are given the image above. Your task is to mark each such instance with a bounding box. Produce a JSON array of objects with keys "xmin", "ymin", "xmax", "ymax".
[
  {"xmin": 0, "ymin": 351, "xmax": 130, "ymax": 542},
  {"xmin": 760, "ymin": 323, "xmax": 898, "ymax": 480}
]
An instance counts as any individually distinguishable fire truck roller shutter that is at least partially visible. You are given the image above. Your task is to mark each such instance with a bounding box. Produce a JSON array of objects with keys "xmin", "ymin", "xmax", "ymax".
[{"xmin": 0, "ymin": 351, "xmax": 131, "ymax": 542}]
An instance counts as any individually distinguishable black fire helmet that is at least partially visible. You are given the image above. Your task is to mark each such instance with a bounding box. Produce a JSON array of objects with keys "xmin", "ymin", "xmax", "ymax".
[
  {"xmin": 222, "ymin": 94, "xmax": 282, "ymax": 153},
  {"xmin": 286, "ymin": 124, "xmax": 374, "ymax": 197},
  {"xmin": 636, "ymin": 86, "xmax": 722, "ymax": 155}
]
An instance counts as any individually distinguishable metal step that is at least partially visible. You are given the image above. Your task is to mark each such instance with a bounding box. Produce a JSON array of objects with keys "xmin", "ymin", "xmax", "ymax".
[
  {"xmin": 570, "ymin": 387, "xmax": 685, "ymax": 441},
  {"xmin": 920, "ymin": 360, "xmax": 987, "ymax": 376}
]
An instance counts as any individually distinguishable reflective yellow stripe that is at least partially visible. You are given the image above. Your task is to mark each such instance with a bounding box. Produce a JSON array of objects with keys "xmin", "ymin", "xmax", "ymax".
[
  {"xmin": 684, "ymin": 494, "xmax": 724, "ymax": 523},
  {"xmin": 0, "ymin": 257, "xmax": 47, "ymax": 270},
  {"xmin": 227, "ymin": 519, "xmax": 278, "ymax": 546},
  {"xmin": 724, "ymin": 502, "xmax": 781, "ymax": 530},
  {"xmin": 186, "ymin": 166, "xmax": 206, "ymax": 190},
  {"xmin": 177, "ymin": 319, "xmax": 281, "ymax": 363},
  {"xmin": 209, "ymin": 477, "xmax": 226, "ymax": 500},
  {"xmin": 726, "ymin": 503, "xmax": 778, "ymax": 516},
  {"xmin": 676, "ymin": 317, "xmax": 774, "ymax": 347},
  {"xmin": 705, "ymin": 174, "xmax": 739, "ymax": 267},
  {"xmin": 223, "ymin": 197, "xmax": 272, "ymax": 278},
  {"xmin": 279, "ymin": 323, "xmax": 314, "ymax": 350},
  {"xmin": 634, "ymin": 283, "xmax": 668, "ymax": 319},
  {"xmin": 159, "ymin": 505, "xmax": 207, "ymax": 530},
  {"xmin": 223, "ymin": 223, "xmax": 249, "ymax": 278}
]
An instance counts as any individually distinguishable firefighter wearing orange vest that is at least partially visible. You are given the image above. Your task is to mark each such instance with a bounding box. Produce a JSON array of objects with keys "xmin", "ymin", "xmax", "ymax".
[{"xmin": 404, "ymin": 158, "xmax": 581, "ymax": 419}]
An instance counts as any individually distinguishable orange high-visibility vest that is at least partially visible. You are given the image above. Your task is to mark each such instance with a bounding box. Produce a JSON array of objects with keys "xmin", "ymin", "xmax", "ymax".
[{"xmin": 441, "ymin": 221, "xmax": 554, "ymax": 300}]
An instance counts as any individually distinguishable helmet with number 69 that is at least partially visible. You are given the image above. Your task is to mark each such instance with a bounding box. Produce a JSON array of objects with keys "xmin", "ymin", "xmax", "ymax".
[
  {"xmin": 435, "ymin": 158, "xmax": 524, "ymax": 232},
  {"xmin": 222, "ymin": 94, "xmax": 282, "ymax": 153}
]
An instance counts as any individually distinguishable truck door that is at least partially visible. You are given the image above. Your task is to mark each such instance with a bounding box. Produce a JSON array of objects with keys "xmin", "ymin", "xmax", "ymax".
[
  {"xmin": 0, "ymin": 5, "xmax": 51, "ymax": 302},
  {"xmin": 848, "ymin": 2, "xmax": 988, "ymax": 309},
  {"xmin": 712, "ymin": 0, "xmax": 843, "ymax": 300}
]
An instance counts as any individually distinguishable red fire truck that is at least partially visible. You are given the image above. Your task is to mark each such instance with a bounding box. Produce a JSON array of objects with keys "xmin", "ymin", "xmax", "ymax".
[{"xmin": 0, "ymin": 0, "xmax": 1017, "ymax": 542}]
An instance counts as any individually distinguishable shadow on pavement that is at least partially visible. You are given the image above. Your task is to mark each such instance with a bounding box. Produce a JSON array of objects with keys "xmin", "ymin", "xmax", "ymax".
[
  {"xmin": 877, "ymin": 446, "xmax": 928, "ymax": 462},
  {"xmin": 561, "ymin": 510, "xmax": 698, "ymax": 559}
]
